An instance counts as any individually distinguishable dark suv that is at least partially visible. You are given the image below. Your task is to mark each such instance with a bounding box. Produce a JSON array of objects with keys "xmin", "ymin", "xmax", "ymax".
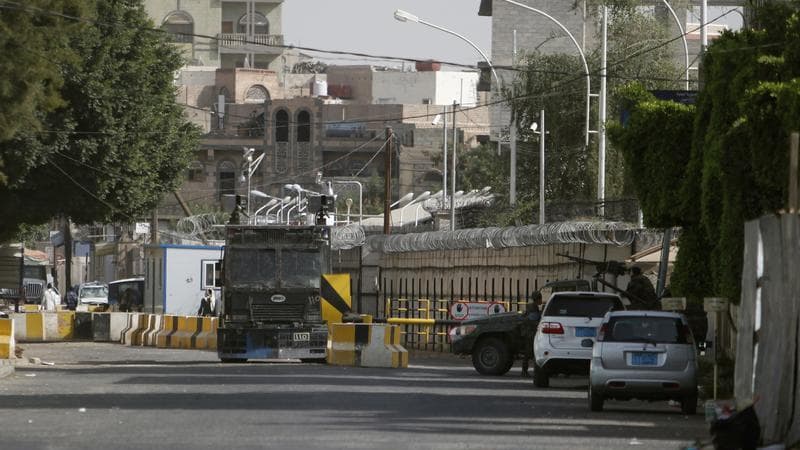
[{"xmin": 450, "ymin": 279, "xmax": 592, "ymax": 376}]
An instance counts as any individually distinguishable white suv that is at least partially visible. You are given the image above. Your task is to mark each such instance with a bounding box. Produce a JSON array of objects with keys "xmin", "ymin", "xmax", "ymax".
[{"xmin": 532, "ymin": 291, "xmax": 625, "ymax": 387}]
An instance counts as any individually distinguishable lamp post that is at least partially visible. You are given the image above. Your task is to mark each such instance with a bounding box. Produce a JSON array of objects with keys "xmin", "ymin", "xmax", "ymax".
[
  {"xmin": 494, "ymin": 0, "xmax": 591, "ymax": 148},
  {"xmin": 394, "ymin": 9, "xmax": 501, "ymax": 210},
  {"xmin": 661, "ymin": 0, "xmax": 690, "ymax": 90},
  {"xmin": 240, "ymin": 148, "xmax": 265, "ymax": 223}
]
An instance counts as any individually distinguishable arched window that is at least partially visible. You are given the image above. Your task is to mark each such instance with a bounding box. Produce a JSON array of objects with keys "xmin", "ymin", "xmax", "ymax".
[
  {"xmin": 162, "ymin": 11, "xmax": 194, "ymax": 44},
  {"xmin": 245, "ymin": 85, "xmax": 269, "ymax": 103},
  {"xmin": 275, "ymin": 109, "xmax": 289, "ymax": 143},
  {"xmin": 296, "ymin": 110, "xmax": 311, "ymax": 142},
  {"xmin": 237, "ymin": 12, "xmax": 269, "ymax": 34},
  {"xmin": 218, "ymin": 161, "xmax": 237, "ymax": 200}
]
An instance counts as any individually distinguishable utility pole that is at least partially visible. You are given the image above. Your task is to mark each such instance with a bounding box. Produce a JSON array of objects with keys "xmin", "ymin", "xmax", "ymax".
[
  {"xmin": 451, "ymin": 101, "xmax": 458, "ymax": 231},
  {"xmin": 64, "ymin": 217, "xmax": 72, "ymax": 290},
  {"xmin": 383, "ymin": 127, "xmax": 393, "ymax": 235},
  {"xmin": 539, "ymin": 110, "xmax": 546, "ymax": 225},
  {"xmin": 151, "ymin": 209, "xmax": 159, "ymax": 245}
]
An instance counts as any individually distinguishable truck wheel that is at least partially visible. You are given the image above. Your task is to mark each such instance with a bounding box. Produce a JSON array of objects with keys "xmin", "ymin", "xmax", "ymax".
[
  {"xmin": 589, "ymin": 388, "xmax": 604, "ymax": 412},
  {"xmin": 471, "ymin": 337, "xmax": 512, "ymax": 376},
  {"xmin": 532, "ymin": 361, "xmax": 549, "ymax": 388}
]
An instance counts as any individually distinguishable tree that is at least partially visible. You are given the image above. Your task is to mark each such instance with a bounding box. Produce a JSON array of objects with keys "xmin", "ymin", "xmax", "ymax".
[
  {"xmin": 0, "ymin": 0, "xmax": 200, "ymax": 241},
  {"xmin": 459, "ymin": 1, "xmax": 682, "ymax": 225},
  {"xmin": 608, "ymin": 3, "xmax": 800, "ymax": 304},
  {"xmin": 0, "ymin": 0, "xmax": 86, "ymax": 184}
]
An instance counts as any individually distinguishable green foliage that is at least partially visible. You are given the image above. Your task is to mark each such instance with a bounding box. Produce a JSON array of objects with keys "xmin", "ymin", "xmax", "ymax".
[
  {"xmin": 614, "ymin": 4, "xmax": 800, "ymax": 305},
  {"xmin": 14, "ymin": 223, "xmax": 51, "ymax": 248},
  {"xmin": 607, "ymin": 85, "xmax": 694, "ymax": 227},
  {"xmin": 0, "ymin": 0, "xmax": 87, "ymax": 184},
  {"xmin": 0, "ymin": 0, "xmax": 200, "ymax": 241},
  {"xmin": 459, "ymin": 6, "xmax": 682, "ymax": 226}
]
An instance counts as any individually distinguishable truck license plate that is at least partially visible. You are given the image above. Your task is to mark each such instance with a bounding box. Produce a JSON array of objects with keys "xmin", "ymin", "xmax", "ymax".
[{"xmin": 293, "ymin": 332, "xmax": 310, "ymax": 342}]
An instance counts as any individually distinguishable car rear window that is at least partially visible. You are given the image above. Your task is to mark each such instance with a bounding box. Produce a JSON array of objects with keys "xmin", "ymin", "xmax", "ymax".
[
  {"xmin": 542, "ymin": 295, "xmax": 623, "ymax": 318},
  {"xmin": 604, "ymin": 317, "xmax": 689, "ymax": 344}
]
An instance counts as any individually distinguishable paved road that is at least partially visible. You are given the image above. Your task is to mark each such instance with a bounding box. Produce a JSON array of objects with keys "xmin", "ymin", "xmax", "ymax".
[{"xmin": 0, "ymin": 343, "xmax": 708, "ymax": 449}]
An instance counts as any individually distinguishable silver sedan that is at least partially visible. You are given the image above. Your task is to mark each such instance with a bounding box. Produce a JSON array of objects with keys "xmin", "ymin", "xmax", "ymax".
[{"xmin": 588, "ymin": 310, "xmax": 698, "ymax": 414}]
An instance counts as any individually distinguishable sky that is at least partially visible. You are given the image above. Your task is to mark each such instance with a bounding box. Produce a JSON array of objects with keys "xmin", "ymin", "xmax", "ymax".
[{"xmin": 282, "ymin": 0, "xmax": 492, "ymax": 69}]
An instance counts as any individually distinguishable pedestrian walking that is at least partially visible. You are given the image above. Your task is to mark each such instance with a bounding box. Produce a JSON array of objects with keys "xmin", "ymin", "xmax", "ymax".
[{"xmin": 42, "ymin": 283, "xmax": 58, "ymax": 311}]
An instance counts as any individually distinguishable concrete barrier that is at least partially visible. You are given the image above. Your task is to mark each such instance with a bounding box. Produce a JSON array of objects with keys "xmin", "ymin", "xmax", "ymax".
[
  {"xmin": 327, "ymin": 323, "xmax": 408, "ymax": 368},
  {"xmin": 155, "ymin": 315, "xmax": 178, "ymax": 348},
  {"xmin": 42, "ymin": 311, "xmax": 74, "ymax": 341},
  {"xmin": 193, "ymin": 317, "xmax": 217, "ymax": 350},
  {"xmin": 122, "ymin": 313, "xmax": 143, "ymax": 346},
  {"xmin": 109, "ymin": 313, "xmax": 129, "ymax": 343},
  {"xmin": 12, "ymin": 312, "xmax": 45, "ymax": 342},
  {"xmin": 172, "ymin": 316, "xmax": 200, "ymax": 349},
  {"xmin": 142, "ymin": 314, "xmax": 162, "ymax": 347},
  {"xmin": 92, "ymin": 313, "xmax": 111, "ymax": 341},
  {"xmin": 74, "ymin": 312, "xmax": 93, "ymax": 340},
  {"xmin": 0, "ymin": 318, "xmax": 15, "ymax": 359},
  {"xmin": 131, "ymin": 314, "xmax": 154, "ymax": 346}
]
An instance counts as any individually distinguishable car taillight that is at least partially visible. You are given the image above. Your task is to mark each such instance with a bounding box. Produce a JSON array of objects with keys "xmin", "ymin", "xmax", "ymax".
[
  {"xmin": 540, "ymin": 322, "xmax": 564, "ymax": 334},
  {"xmin": 597, "ymin": 324, "xmax": 608, "ymax": 341}
]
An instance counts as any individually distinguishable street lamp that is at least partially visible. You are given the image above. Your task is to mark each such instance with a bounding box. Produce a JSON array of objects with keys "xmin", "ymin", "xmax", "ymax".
[
  {"xmin": 394, "ymin": 9, "xmax": 501, "ymax": 210},
  {"xmin": 494, "ymin": 0, "xmax": 591, "ymax": 148},
  {"xmin": 398, "ymin": 191, "xmax": 431, "ymax": 227},
  {"xmin": 240, "ymin": 147, "xmax": 265, "ymax": 223}
]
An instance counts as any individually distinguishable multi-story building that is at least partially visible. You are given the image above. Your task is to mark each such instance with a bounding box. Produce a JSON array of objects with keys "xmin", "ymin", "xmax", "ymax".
[{"xmin": 143, "ymin": 0, "xmax": 286, "ymax": 71}]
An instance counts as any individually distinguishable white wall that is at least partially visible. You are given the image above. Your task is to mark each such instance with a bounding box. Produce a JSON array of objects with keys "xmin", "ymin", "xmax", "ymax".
[
  {"xmin": 164, "ymin": 246, "xmax": 224, "ymax": 316},
  {"xmin": 370, "ymin": 71, "xmax": 478, "ymax": 107},
  {"xmin": 434, "ymin": 72, "xmax": 478, "ymax": 107}
]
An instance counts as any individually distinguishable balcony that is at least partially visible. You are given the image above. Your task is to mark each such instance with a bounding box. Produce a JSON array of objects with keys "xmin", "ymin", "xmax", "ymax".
[{"xmin": 218, "ymin": 33, "xmax": 284, "ymax": 54}]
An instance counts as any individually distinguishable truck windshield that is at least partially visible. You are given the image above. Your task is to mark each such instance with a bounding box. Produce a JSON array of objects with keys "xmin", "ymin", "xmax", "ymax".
[
  {"xmin": 228, "ymin": 248, "xmax": 277, "ymax": 287},
  {"xmin": 281, "ymin": 250, "xmax": 320, "ymax": 288}
]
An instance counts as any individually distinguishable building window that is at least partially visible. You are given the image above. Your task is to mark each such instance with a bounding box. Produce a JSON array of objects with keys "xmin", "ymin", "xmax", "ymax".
[
  {"xmin": 218, "ymin": 161, "xmax": 236, "ymax": 200},
  {"xmin": 202, "ymin": 260, "xmax": 222, "ymax": 288},
  {"xmin": 275, "ymin": 109, "xmax": 289, "ymax": 142},
  {"xmin": 187, "ymin": 161, "xmax": 204, "ymax": 182},
  {"xmin": 237, "ymin": 12, "xmax": 269, "ymax": 34},
  {"xmin": 245, "ymin": 85, "xmax": 269, "ymax": 103},
  {"xmin": 296, "ymin": 110, "xmax": 311, "ymax": 142},
  {"xmin": 162, "ymin": 11, "xmax": 194, "ymax": 44}
]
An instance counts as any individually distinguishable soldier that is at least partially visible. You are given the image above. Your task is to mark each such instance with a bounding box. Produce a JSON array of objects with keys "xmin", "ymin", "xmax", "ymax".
[
  {"xmin": 625, "ymin": 266, "xmax": 659, "ymax": 310},
  {"xmin": 520, "ymin": 291, "xmax": 543, "ymax": 377}
]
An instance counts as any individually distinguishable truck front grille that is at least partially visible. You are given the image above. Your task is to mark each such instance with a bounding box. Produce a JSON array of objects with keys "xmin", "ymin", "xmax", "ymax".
[{"xmin": 251, "ymin": 303, "xmax": 305, "ymax": 322}]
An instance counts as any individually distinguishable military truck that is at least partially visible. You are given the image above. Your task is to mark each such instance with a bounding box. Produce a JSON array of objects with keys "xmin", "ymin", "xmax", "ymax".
[
  {"xmin": 218, "ymin": 224, "xmax": 332, "ymax": 363},
  {"xmin": 450, "ymin": 279, "xmax": 591, "ymax": 375}
]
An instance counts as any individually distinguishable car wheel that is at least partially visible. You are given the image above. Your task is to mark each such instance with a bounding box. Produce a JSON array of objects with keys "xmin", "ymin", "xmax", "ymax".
[
  {"xmin": 532, "ymin": 361, "xmax": 549, "ymax": 388},
  {"xmin": 589, "ymin": 388, "xmax": 604, "ymax": 412},
  {"xmin": 681, "ymin": 395, "xmax": 697, "ymax": 415},
  {"xmin": 471, "ymin": 337, "xmax": 512, "ymax": 376}
]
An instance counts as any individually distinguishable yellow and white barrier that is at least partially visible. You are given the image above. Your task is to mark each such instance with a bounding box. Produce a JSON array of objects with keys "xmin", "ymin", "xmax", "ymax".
[
  {"xmin": 142, "ymin": 314, "xmax": 162, "ymax": 347},
  {"xmin": 43, "ymin": 311, "xmax": 74, "ymax": 341},
  {"xmin": 155, "ymin": 315, "xmax": 178, "ymax": 348},
  {"xmin": 0, "ymin": 318, "xmax": 15, "ymax": 359},
  {"xmin": 192, "ymin": 317, "xmax": 217, "ymax": 350},
  {"xmin": 12, "ymin": 312, "xmax": 45, "ymax": 342},
  {"xmin": 327, "ymin": 323, "xmax": 408, "ymax": 368}
]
